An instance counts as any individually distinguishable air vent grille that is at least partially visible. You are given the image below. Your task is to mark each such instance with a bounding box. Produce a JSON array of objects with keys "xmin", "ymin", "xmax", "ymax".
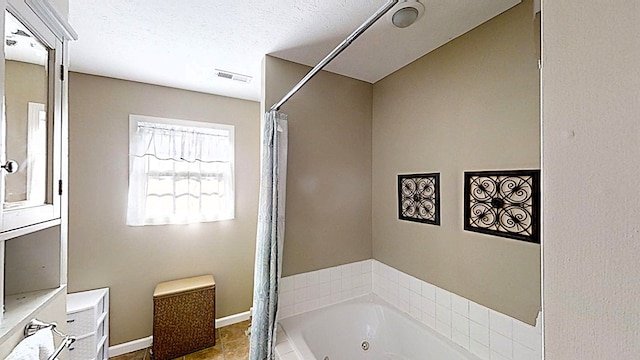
[{"xmin": 214, "ymin": 69, "xmax": 252, "ymax": 83}]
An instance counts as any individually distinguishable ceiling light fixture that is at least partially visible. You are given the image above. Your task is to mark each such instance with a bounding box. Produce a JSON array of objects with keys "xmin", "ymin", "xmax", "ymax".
[{"xmin": 391, "ymin": 0, "xmax": 425, "ymax": 28}]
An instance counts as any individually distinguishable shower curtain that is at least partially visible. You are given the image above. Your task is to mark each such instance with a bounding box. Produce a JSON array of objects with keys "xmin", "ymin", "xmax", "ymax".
[{"xmin": 250, "ymin": 110, "xmax": 288, "ymax": 360}]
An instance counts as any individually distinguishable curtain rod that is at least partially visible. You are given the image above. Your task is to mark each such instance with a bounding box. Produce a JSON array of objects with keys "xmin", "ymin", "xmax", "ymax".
[{"xmin": 270, "ymin": 0, "xmax": 399, "ymax": 112}]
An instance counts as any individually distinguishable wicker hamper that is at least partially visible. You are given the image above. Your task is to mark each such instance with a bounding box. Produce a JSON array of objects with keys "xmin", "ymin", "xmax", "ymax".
[{"xmin": 152, "ymin": 275, "xmax": 216, "ymax": 360}]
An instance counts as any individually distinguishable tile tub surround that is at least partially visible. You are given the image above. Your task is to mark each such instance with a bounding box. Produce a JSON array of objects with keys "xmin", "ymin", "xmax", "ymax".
[
  {"xmin": 372, "ymin": 261, "xmax": 542, "ymax": 360},
  {"xmin": 278, "ymin": 260, "xmax": 373, "ymax": 319},
  {"xmin": 278, "ymin": 260, "xmax": 541, "ymax": 360}
]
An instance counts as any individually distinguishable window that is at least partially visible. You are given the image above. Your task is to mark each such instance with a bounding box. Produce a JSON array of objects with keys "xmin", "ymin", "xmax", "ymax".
[{"xmin": 126, "ymin": 114, "xmax": 234, "ymax": 226}]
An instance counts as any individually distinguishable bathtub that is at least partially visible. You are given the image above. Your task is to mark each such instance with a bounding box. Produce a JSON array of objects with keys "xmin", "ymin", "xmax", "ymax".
[{"xmin": 279, "ymin": 295, "xmax": 479, "ymax": 360}]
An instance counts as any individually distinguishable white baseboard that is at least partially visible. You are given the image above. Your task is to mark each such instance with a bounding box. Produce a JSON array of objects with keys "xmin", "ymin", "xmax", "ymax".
[
  {"xmin": 216, "ymin": 310, "xmax": 251, "ymax": 328},
  {"xmin": 109, "ymin": 336, "xmax": 153, "ymax": 357},
  {"xmin": 108, "ymin": 310, "xmax": 251, "ymax": 357}
]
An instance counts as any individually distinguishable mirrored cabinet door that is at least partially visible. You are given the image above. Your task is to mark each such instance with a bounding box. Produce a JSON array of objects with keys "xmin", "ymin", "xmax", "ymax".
[{"xmin": 0, "ymin": 2, "xmax": 63, "ymax": 236}]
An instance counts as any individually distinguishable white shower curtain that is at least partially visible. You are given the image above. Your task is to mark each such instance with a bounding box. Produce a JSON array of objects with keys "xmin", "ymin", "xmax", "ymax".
[{"xmin": 250, "ymin": 110, "xmax": 288, "ymax": 360}]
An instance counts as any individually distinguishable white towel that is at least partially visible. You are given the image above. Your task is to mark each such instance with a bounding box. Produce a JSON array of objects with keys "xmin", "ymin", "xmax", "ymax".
[{"xmin": 6, "ymin": 328, "xmax": 55, "ymax": 360}]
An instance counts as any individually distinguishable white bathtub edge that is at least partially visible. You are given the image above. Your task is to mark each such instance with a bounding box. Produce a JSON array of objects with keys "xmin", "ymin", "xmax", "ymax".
[{"xmin": 275, "ymin": 324, "xmax": 301, "ymax": 360}]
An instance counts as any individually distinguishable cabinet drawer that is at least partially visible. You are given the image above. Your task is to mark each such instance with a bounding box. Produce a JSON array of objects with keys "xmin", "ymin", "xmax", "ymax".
[
  {"xmin": 68, "ymin": 334, "xmax": 96, "ymax": 360},
  {"xmin": 67, "ymin": 308, "xmax": 96, "ymax": 336},
  {"xmin": 97, "ymin": 296, "xmax": 106, "ymax": 316},
  {"xmin": 97, "ymin": 343, "xmax": 105, "ymax": 360},
  {"xmin": 98, "ymin": 335, "xmax": 108, "ymax": 360},
  {"xmin": 96, "ymin": 318, "xmax": 105, "ymax": 340}
]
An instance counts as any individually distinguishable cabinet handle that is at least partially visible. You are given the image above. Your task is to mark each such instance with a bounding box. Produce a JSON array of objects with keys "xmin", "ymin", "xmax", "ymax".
[
  {"xmin": 67, "ymin": 319, "xmax": 75, "ymax": 323},
  {"xmin": 1, "ymin": 160, "xmax": 18, "ymax": 174}
]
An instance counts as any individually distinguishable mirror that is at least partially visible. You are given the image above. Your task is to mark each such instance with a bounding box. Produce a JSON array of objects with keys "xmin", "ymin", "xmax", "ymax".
[{"xmin": 3, "ymin": 9, "xmax": 51, "ymax": 210}]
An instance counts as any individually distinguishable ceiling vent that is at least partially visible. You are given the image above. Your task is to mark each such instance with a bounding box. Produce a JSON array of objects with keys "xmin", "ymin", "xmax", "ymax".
[{"xmin": 214, "ymin": 69, "xmax": 252, "ymax": 84}]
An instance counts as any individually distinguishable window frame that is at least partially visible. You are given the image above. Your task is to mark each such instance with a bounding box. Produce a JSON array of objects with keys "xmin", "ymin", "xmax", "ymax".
[{"xmin": 128, "ymin": 114, "xmax": 235, "ymax": 226}]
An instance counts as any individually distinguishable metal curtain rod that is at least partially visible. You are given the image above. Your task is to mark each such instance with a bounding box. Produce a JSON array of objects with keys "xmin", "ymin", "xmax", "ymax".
[{"xmin": 270, "ymin": 0, "xmax": 399, "ymax": 112}]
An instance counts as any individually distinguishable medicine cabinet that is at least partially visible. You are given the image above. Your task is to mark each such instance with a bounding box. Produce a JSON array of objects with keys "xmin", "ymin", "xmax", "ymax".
[{"xmin": 0, "ymin": 0, "xmax": 66, "ymax": 239}]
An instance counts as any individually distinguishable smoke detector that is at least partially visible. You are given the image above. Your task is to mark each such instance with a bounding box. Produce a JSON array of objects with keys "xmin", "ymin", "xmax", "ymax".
[{"xmin": 214, "ymin": 69, "xmax": 252, "ymax": 84}]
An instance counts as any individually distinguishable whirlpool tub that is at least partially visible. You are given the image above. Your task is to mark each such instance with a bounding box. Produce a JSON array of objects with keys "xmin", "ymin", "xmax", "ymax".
[{"xmin": 279, "ymin": 295, "xmax": 478, "ymax": 360}]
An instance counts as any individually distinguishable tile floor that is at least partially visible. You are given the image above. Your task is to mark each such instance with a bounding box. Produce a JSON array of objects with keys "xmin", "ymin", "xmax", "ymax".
[{"xmin": 110, "ymin": 320, "xmax": 251, "ymax": 360}]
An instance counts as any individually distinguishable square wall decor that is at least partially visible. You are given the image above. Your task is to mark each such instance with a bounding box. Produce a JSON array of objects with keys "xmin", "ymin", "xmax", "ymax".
[
  {"xmin": 464, "ymin": 170, "xmax": 540, "ymax": 243},
  {"xmin": 398, "ymin": 173, "xmax": 440, "ymax": 225}
]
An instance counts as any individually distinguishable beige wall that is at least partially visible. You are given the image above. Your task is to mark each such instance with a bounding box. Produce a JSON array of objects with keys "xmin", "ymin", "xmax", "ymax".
[
  {"xmin": 263, "ymin": 56, "xmax": 373, "ymax": 276},
  {"xmin": 542, "ymin": 1, "xmax": 640, "ymax": 358},
  {"xmin": 372, "ymin": 1, "xmax": 540, "ymax": 324},
  {"xmin": 67, "ymin": 73, "xmax": 260, "ymax": 345}
]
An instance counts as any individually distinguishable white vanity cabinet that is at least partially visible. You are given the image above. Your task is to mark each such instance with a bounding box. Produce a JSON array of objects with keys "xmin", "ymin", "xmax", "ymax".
[{"xmin": 67, "ymin": 288, "xmax": 109, "ymax": 360}]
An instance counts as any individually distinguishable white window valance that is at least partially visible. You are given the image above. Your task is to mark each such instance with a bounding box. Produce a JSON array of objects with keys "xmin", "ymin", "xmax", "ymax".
[{"xmin": 131, "ymin": 121, "xmax": 232, "ymax": 163}]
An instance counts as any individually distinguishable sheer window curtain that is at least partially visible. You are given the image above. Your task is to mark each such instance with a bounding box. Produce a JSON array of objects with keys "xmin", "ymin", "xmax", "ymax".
[
  {"xmin": 250, "ymin": 111, "xmax": 288, "ymax": 360},
  {"xmin": 126, "ymin": 120, "xmax": 234, "ymax": 225}
]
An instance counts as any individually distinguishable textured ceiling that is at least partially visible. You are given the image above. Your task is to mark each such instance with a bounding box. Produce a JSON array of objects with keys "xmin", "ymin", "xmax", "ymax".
[{"xmin": 68, "ymin": 0, "xmax": 521, "ymax": 102}]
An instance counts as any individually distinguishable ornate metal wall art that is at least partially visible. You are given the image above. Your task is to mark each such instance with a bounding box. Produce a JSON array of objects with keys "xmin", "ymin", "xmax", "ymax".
[
  {"xmin": 464, "ymin": 170, "xmax": 540, "ymax": 243},
  {"xmin": 398, "ymin": 173, "xmax": 440, "ymax": 225}
]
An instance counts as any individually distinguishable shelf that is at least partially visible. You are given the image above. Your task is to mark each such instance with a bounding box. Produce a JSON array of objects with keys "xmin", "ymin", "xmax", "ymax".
[
  {"xmin": 0, "ymin": 285, "xmax": 66, "ymax": 344},
  {"xmin": 0, "ymin": 219, "xmax": 61, "ymax": 242}
]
